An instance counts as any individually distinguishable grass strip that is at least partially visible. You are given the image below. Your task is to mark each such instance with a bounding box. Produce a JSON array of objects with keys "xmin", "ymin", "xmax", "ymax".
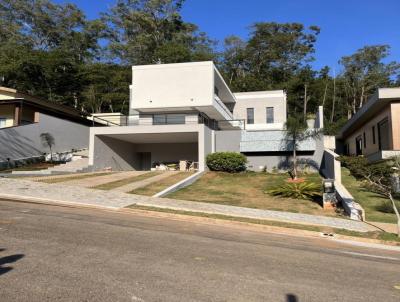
[
  {"xmin": 341, "ymin": 167, "xmax": 400, "ymax": 224},
  {"xmin": 94, "ymin": 172, "xmax": 161, "ymax": 190},
  {"xmin": 38, "ymin": 172, "xmax": 113, "ymax": 184},
  {"xmin": 129, "ymin": 172, "xmax": 193, "ymax": 196},
  {"xmin": 128, "ymin": 204, "xmax": 400, "ymax": 244}
]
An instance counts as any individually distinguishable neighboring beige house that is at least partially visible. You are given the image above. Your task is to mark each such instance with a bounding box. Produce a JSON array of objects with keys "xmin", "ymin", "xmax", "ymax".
[
  {"xmin": 0, "ymin": 87, "xmax": 94, "ymax": 168},
  {"xmin": 338, "ymin": 87, "xmax": 400, "ymax": 161}
]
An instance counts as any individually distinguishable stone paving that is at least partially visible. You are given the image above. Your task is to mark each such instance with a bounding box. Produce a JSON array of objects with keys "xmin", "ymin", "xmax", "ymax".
[
  {"xmin": 0, "ymin": 178, "xmax": 377, "ymax": 232},
  {"xmin": 25, "ymin": 171, "xmax": 114, "ymax": 182},
  {"xmin": 60, "ymin": 171, "xmax": 148, "ymax": 188},
  {"xmin": 111, "ymin": 171, "xmax": 180, "ymax": 193}
]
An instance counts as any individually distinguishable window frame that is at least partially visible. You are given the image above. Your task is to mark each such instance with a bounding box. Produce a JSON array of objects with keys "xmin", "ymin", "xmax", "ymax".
[
  {"xmin": 266, "ymin": 107, "xmax": 274, "ymax": 124},
  {"xmin": 0, "ymin": 117, "xmax": 6, "ymax": 128},
  {"xmin": 246, "ymin": 108, "xmax": 254, "ymax": 124}
]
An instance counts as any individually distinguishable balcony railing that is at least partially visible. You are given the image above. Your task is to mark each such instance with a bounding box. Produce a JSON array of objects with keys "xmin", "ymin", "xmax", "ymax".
[
  {"xmin": 214, "ymin": 95, "xmax": 234, "ymax": 120},
  {"xmin": 91, "ymin": 114, "xmax": 245, "ymax": 130}
]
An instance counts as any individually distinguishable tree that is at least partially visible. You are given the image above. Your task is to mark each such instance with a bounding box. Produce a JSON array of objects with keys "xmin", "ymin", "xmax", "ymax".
[
  {"xmin": 339, "ymin": 45, "xmax": 400, "ymax": 117},
  {"xmin": 220, "ymin": 22, "xmax": 320, "ymax": 99},
  {"xmin": 339, "ymin": 156, "xmax": 400, "ymax": 237},
  {"xmin": 80, "ymin": 63, "xmax": 131, "ymax": 113},
  {"xmin": 0, "ymin": 0, "xmax": 105, "ymax": 107},
  {"xmin": 284, "ymin": 116, "xmax": 321, "ymax": 180},
  {"xmin": 40, "ymin": 132, "xmax": 55, "ymax": 162},
  {"xmin": 103, "ymin": 0, "xmax": 216, "ymax": 65}
]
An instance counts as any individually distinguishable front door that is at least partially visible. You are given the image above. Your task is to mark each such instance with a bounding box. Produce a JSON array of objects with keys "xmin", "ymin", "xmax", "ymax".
[{"xmin": 139, "ymin": 152, "xmax": 151, "ymax": 170}]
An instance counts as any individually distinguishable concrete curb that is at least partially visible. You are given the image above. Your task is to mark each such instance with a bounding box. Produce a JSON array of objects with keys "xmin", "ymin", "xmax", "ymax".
[{"xmin": 153, "ymin": 171, "xmax": 204, "ymax": 197}]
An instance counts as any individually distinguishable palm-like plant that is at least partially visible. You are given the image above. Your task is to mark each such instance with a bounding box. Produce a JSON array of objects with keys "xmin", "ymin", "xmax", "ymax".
[
  {"xmin": 266, "ymin": 182, "xmax": 322, "ymax": 200},
  {"xmin": 285, "ymin": 116, "xmax": 321, "ymax": 179},
  {"xmin": 40, "ymin": 132, "xmax": 55, "ymax": 162}
]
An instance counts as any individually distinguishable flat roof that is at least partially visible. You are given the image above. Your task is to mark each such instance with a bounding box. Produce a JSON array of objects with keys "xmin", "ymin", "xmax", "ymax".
[
  {"xmin": 339, "ymin": 87, "xmax": 400, "ymax": 138},
  {"xmin": 132, "ymin": 61, "xmax": 214, "ymax": 71},
  {"xmin": 233, "ymin": 90, "xmax": 286, "ymax": 100}
]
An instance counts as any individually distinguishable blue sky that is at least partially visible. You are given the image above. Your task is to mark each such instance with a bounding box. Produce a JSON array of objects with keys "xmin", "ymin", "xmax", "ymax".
[{"xmin": 55, "ymin": 0, "xmax": 400, "ymax": 72}]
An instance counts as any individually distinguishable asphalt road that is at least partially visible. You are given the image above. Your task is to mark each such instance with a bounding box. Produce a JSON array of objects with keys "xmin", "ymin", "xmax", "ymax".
[{"xmin": 0, "ymin": 200, "xmax": 399, "ymax": 302}]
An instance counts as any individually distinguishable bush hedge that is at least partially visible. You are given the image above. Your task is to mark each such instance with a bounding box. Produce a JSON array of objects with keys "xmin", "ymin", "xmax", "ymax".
[{"xmin": 206, "ymin": 152, "xmax": 247, "ymax": 173}]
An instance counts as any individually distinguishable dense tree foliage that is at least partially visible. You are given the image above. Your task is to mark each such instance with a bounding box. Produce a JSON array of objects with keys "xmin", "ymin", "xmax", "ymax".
[{"xmin": 0, "ymin": 0, "xmax": 399, "ymax": 128}]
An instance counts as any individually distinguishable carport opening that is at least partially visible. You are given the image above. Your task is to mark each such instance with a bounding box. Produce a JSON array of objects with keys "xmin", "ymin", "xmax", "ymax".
[{"xmin": 93, "ymin": 132, "xmax": 199, "ymax": 171}]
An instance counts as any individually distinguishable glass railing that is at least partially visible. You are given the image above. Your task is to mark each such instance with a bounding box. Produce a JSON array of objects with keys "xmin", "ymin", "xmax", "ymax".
[
  {"xmin": 214, "ymin": 95, "xmax": 234, "ymax": 120},
  {"xmin": 91, "ymin": 114, "xmax": 245, "ymax": 130}
]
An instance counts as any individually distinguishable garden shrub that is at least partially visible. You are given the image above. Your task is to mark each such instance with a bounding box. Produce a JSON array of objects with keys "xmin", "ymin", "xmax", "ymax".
[
  {"xmin": 265, "ymin": 182, "xmax": 322, "ymax": 200},
  {"xmin": 206, "ymin": 152, "xmax": 247, "ymax": 173}
]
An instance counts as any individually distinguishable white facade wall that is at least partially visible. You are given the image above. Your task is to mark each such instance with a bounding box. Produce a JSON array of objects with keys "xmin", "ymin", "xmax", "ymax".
[
  {"xmin": 131, "ymin": 62, "xmax": 215, "ymax": 111},
  {"xmin": 233, "ymin": 91, "xmax": 287, "ymax": 130}
]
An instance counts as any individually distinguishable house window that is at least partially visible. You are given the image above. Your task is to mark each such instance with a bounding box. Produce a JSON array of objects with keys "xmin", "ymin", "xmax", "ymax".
[
  {"xmin": 266, "ymin": 107, "xmax": 274, "ymax": 124},
  {"xmin": 356, "ymin": 136, "xmax": 363, "ymax": 155},
  {"xmin": 378, "ymin": 118, "xmax": 390, "ymax": 150},
  {"xmin": 363, "ymin": 132, "xmax": 366, "ymax": 148},
  {"xmin": 247, "ymin": 108, "xmax": 254, "ymax": 124},
  {"xmin": 153, "ymin": 114, "xmax": 185, "ymax": 125},
  {"xmin": 0, "ymin": 118, "xmax": 6, "ymax": 128},
  {"xmin": 166, "ymin": 114, "xmax": 185, "ymax": 124},
  {"xmin": 372, "ymin": 126, "xmax": 376, "ymax": 144}
]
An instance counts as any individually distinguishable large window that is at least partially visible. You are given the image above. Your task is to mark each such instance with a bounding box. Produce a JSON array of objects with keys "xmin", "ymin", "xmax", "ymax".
[
  {"xmin": 266, "ymin": 107, "xmax": 274, "ymax": 124},
  {"xmin": 153, "ymin": 114, "xmax": 185, "ymax": 125},
  {"xmin": 378, "ymin": 118, "xmax": 390, "ymax": 150},
  {"xmin": 246, "ymin": 108, "xmax": 254, "ymax": 124}
]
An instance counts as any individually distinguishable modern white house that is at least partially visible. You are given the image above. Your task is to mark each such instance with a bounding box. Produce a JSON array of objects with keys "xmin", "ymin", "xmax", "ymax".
[{"xmin": 88, "ymin": 61, "xmax": 324, "ymax": 172}]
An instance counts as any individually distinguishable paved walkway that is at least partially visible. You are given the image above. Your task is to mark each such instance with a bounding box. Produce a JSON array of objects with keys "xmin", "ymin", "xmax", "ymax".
[
  {"xmin": 111, "ymin": 171, "xmax": 179, "ymax": 193},
  {"xmin": 0, "ymin": 178, "xmax": 377, "ymax": 232},
  {"xmin": 25, "ymin": 171, "xmax": 113, "ymax": 182},
  {"xmin": 367, "ymin": 221, "xmax": 398, "ymax": 234},
  {"xmin": 60, "ymin": 171, "xmax": 148, "ymax": 188}
]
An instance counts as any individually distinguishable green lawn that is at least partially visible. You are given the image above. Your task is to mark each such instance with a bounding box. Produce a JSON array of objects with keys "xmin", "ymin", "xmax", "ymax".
[
  {"xmin": 167, "ymin": 171, "xmax": 340, "ymax": 217},
  {"xmin": 94, "ymin": 172, "xmax": 161, "ymax": 190},
  {"xmin": 341, "ymin": 167, "xmax": 400, "ymax": 224},
  {"xmin": 130, "ymin": 172, "xmax": 193, "ymax": 196}
]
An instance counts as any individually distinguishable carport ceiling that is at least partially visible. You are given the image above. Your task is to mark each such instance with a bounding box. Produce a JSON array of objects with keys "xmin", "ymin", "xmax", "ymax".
[{"xmin": 101, "ymin": 132, "xmax": 198, "ymax": 144}]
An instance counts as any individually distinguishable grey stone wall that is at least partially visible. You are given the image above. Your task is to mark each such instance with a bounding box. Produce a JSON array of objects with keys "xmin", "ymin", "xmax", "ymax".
[
  {"xmin": 214, "ymin": 129, "xmax": 325, "ymax": 172},
  {"xmin": 0, "ymin": 113, "xmax": 89, "ymax": 164}
]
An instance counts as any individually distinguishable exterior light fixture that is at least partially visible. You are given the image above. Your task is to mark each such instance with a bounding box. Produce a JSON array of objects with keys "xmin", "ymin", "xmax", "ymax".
[
  {"xmin": 322, "ymin": 179, "xmax": 336, "ymax": 209},
  {"xmin": 323, "ymin": 179, "xmax": 335, "ymax": 193}
]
